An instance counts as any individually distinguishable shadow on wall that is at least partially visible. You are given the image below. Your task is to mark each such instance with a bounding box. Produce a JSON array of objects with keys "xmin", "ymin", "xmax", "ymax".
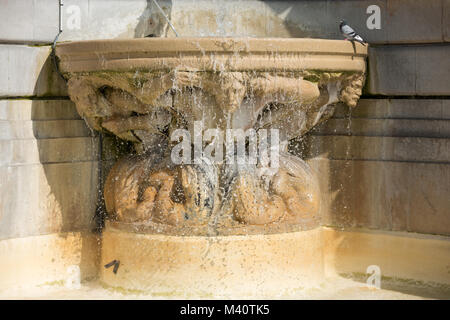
[
  {"xmin": 29, "ymin": 48, "xmax": 134, "ymax": 279},
  {"xmin": 263, "ymin": 0, "xmax": 365, "ymax": 39},
  {"xmin": 134, "ymin": 0, "xmax": 174, "ymax": 38},
  {"xmin": 132, "ymin": 0, "xmax": 343, "ymax": 38},
  {"xmin": 263, "ymin": 0, "xmax": 328, "ymax": 38},
  {"xmin": 29, "ymin": 53, "xmax": 100, "ymax": 278},
  {"xmin": 32, "ymin": 55, "xmax": 98, "ymax": 235}
]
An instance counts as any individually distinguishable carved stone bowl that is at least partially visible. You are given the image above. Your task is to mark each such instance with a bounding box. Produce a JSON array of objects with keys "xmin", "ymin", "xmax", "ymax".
[{"xmin": 56, "ymin": 38, "xmax": 367, "ymax": 236}]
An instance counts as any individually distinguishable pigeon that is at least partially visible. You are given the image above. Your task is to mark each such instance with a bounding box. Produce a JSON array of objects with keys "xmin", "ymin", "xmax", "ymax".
[{"xmin": 340, "ymin": 20, "xmax": 366, "ymax": 46}]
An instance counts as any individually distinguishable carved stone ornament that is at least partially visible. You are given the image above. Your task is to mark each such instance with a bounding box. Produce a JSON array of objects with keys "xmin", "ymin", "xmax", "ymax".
[{"xmin": 56, "ymin": 38, "xmax": 367, "ymax": 235}]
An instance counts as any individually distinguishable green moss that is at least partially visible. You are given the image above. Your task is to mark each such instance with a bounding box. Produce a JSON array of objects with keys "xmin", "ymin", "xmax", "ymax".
[
  {"xmin": 99, "ymin": 281, "xmax": 216, "ymax": 298},
  {"xmin": 38, "ymin": 280, "xmax": 65, "ymax": 287},
  {"xmin": 99, "ymin": 282, "xmax": 146, "ymax": 296}
]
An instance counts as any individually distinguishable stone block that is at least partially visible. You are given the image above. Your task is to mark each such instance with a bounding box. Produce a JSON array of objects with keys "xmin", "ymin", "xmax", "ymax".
[
  {"xmin": 334, "ymin": 99, "xmax": 450, "ymax": 120},
  {"xmin": 367, "ymin": 45, "xmax": 450, "ymax": 95},
  {"xmin": 407, "ymin": 163, "xmax": 450, "ymax": 235},
  {"xmin": 0, "ymin": 232, "xmax": 99, "ymax": 291},
  {"xmin": 367, "ymin": 46, "xmax": 416, "ymax": 95},
  {"xmin": 324, "ymin": 228, "xmax": 450, "ymax": 285},
  {"xmin": 0, "ymin": 120, "xmax": 90, "ymax": 140},
  {"xmin": 445, "ymin": 0, "xmax": 450, "ymax": 41},
  {"xmin": 0, "ymin": 100, "xmax": 80, "ymax": 121},
  {"xmin": 416, "ymin": 46, "xmax": 450, "ymax": 95},
  {"xmin": 0, "ymin": 0, "xmax": 36, "ymax": 42},
  {"xmin": 0, "ymin": 137, "xmax": 99, "ymax": 166},
  {"xmin": 59, "ymin": 0, "xmax": 152, "ymax": 41},
  {"xmin": 0, "ymin": 0, "xmax": 151, "ymax": 43},
  {"xmin": 386, "ymin": 0, "xmax": 443, "ymax": 43},
  {"xmin": 0, "ymin": 45, "xmax": 67, "ymax": 97},
  {"xmin": 380, "ymin": 162, "xmax": 410, "ymax": 231},
  {"xmin": 313, "ymin": 118, "xmax": 450, "ymax": 138},
  {"xmin": 309, "ymin": 158, "xmax": 450, "ymax": 235},
  {"xmin": 444, "ymin": 100, "xmax": 450, "ymax": 119},
  {"xmin": 0, "ymin": 162, "xmax": 98, "ymax": 240},
  {"xmin": 302, "ymin": 135, "xmax": 450, "ymax": 163}
]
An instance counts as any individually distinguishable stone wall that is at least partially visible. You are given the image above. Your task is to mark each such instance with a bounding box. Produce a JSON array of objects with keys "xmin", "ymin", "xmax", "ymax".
[
  {"xmin": 0, "ymin": 45, "xmax": 99, "ymax": 289},
  {"xmin": 304, "ymin": 100, "xmax": 450, "ymax": 235},
  {"xmin": 0, "ymin": 0, "xmax": 448, "ymax": 289}
]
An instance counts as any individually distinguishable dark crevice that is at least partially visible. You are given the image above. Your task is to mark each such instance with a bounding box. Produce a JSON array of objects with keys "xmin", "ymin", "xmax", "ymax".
[
  {"xmin": 360, "ymin": 95, "xmax": 450, "ymax": 100},
  {"xmin": 0, "ymin": 96, "xmax": 70, "ymax": 100}
]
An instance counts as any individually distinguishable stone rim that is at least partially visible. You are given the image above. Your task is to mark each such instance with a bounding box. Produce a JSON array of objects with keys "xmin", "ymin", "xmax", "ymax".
[{"xmin": 56, "ymin": 37, "xmax": 368, "ymax": 73}]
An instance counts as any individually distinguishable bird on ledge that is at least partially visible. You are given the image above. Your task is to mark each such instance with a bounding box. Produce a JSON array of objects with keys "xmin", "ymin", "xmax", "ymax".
[{"xmin": 340, "ymin": 20, "xmax": 366, "ymax": 46}]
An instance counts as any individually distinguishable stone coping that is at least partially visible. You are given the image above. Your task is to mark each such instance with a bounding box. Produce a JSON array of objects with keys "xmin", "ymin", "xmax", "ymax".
[{"xmin": 56, "ymin": 37, "xmax": 367, "ymax": 73}]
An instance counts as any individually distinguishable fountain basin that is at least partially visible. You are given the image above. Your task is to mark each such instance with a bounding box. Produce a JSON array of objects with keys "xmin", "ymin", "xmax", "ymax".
[
  {"xmin": 101, "ymin": 224, "xmax": 323, "ymax": 296},
  {"xmin": 56, "ymin": 37, "xmax": 368, "ymax": 294}
]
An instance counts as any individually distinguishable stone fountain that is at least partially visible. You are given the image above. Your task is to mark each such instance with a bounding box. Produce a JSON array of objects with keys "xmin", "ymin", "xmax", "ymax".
[{"xmin": 56, "ymin": 38, "xmax": 367, "ymax": 296}]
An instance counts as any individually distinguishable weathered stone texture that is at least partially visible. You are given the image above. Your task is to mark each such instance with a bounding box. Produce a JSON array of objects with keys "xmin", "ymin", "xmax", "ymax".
[
  {"xmin": 314, "ymin": 99, "xmax": 450, "ymax": 137},
  {"xmin": 313, "ymin": 118, "xmax": 450, "ymax": 138},
  {"xmin": 302, "ymin": 135, "xmax": 450, "ymax": 163},
  {"xmin": 0, "ymin": 45, "xmax": 67, "ymax": 97},
  {"xmin": 367, "ymin": 45, "xmax": 450, "ymax": 95},
  {"xmin": 333, "ymin": 99, "xmax": 450, "ymax": 120},
  {"xmin": 0, "ymin": 100, "xmax": 81, "ymax": 121},
  {"xmin": 386, "ymin": 0, "xmax": 443, "ymax": 43},
  {"xmin": 323, "ymin": 228, "xmax": 450, "ymax": 285},
  {"xmin": 0, "ymin": 100, "xmax": 101, "ymax": 240},
  {"xmin": 445, "ymin": 0, "xmax": 450, "ymax": 41},
  {"xmin": 304, "ymin": 98, "xmax": 450, "ymax": 236},
  {"xmin": 0, "ymin": 232, "xmax": 99, "ymax": 290},
  {"xmin": 0, "ymin": 162, "xmax": 98, "ymax": 240},
  {"xmin": 309, "ymin": 159, "xmax": 450, "ymax": 236}
]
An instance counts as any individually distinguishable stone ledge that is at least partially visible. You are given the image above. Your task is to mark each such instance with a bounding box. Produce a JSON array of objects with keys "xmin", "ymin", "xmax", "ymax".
[
  {"xmin": 323, "ymin": 228, "xmax": 450, "ymax": 285},
  {"xmin": 0, "ymin": 232, "xmax": 99, "ymax": 291}
]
